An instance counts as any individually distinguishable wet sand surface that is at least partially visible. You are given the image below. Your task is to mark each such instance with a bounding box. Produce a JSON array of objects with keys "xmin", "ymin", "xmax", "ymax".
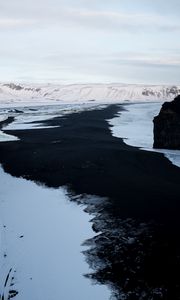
[{"xmin": 0, "ymin": 104, "xmax": 180, "ymax": 299}]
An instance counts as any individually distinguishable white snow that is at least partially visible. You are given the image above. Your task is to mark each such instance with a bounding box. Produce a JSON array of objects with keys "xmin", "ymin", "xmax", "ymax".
[
  {"xmin": 0, "ymin": 103, "xmax": 107, "ymax": 140},
  {"xmin": 0, "ymin": 115, "xmax": 8, "ymax": 123},
  {"xmin": 4, "ymin": 114, "xmax": 59, "ymax": 130},
  {"xmin": 0, "ymin": 131, "xmax": 19, "ymax": 142},
  {"xmin": 0, "ymin": 82, "xmax": 179, "ymax": 141},
  {"xmin": 1, "ymin": 84, "xmax": 179, "ymax": 299},
  {"xmin": 0, "ymin": 166, "xmax": 110, "ymax": 300},
  {"xmin": 0, "ymin": 82, "xmax": 180, "ymax": 107},
  {"xmin": 109, "ymin": 102, "xmax": 180, "ymax": 167},
  {"xmin": 1, "ymin": 82, "xmax": 179, "ymax": 141},
  {"xmin": 0, "ymin": 114, "xmax": 19, "ymax": 142}
]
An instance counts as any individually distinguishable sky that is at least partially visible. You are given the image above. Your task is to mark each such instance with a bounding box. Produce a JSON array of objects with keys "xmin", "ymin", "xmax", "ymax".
[{"xmin": 0, "ymin": 0, "xmax": 180, "ymax": 84}]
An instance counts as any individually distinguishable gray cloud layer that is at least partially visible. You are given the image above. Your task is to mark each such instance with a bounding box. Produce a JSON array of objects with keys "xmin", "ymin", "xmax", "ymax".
[{"xmin": 0, "ymin": 0, "xmax": 180, "ymax": 84}]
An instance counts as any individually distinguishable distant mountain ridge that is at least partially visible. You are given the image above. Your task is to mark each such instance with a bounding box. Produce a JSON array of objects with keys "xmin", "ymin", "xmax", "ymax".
[{"xmin": 0, "ymin": 82, "xmax": 180, "ymax": 105}]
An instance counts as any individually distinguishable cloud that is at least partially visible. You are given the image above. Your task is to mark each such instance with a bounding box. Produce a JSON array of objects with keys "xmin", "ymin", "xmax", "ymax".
[
  {"xmin": 0, "ymin": 3, "xmax": 180, "ymax": 33},
  {"xmin": 0, "ymin": 0, "xmax": 180, "ymax": 84},
  {"xmin": 63, "ymin": 9, "xmax": 180, "ymax": 33},
  {"xmin": 0, "ymin": 18, "xmax": 37, "ymax": 29},
  {"xmin": 105, "ymin": 52, "xmax": 180, "ymax": 69}
]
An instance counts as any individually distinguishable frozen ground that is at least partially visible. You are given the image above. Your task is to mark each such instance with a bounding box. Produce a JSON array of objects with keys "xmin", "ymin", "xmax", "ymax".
[
  {"xmin": 109, "ymin": 102, "xmax": 180, "ymax": 167},
  {"xmin": 0, "ymin": 166, "xmax": 110, "ymax": 300}
]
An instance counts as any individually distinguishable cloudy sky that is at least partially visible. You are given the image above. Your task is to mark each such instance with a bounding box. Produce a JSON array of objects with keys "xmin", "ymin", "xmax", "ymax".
[{"xmin": 0, "ymin": 0, "xmax": 180, "ymax": 84}]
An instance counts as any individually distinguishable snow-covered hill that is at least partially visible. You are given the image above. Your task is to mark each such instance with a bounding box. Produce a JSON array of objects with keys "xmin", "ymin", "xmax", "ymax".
[{"xmin": 0, "ymin": 82, "xmax": 180, "ymax": 106}]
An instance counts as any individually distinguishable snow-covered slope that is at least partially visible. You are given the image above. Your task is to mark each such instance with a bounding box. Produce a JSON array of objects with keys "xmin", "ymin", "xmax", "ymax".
[{"xmin": 0, "ymin": 82, "xmax": 180, "ymax": 106}]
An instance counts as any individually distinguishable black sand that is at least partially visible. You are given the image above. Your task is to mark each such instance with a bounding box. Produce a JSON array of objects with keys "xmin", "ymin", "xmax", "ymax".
[
  {"xmin": 0, "ymin": 104, "xmax": 180, "ymax": 299},
  {"xmin": 0, "ymin": 116, "xmax": 14, "ymax": 130},
  {"xmin": 0, "ymin": 104, "xmax": 180, "ymax": 223}
]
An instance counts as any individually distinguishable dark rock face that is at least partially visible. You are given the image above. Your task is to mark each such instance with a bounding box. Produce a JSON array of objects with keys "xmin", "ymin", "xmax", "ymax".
[{"xmin": 153, "ymin": 95, "xmax": 180, "ymax": 149}]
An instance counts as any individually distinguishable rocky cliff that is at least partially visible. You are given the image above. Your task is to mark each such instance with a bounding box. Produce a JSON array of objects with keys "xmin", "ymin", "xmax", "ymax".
[{"xmin": 153, "ymin": 95, "xmax": 180, "ymax": 149}]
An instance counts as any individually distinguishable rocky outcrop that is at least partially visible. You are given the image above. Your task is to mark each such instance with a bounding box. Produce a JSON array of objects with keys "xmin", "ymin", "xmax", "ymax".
[{"xmin": 153, "ymin": 95, "xmax": 180, "ymax": 149}]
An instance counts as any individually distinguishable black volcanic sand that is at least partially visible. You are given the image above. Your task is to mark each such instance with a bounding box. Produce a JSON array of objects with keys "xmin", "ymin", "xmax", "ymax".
[
  {"xmin": 0, "ymin": 104, "xmax": 180, "ymax": 299},
  {"xmin": 0, "ymin": 105, "xmax": 180, "ymax": 221},
  {"xmin": 0, "ymin": 116, "xmax": 14, "ymax": 130}
]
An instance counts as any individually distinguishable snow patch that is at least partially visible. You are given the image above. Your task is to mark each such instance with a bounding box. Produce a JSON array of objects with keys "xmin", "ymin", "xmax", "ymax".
[
  {"xmin": 0, "ymin": 166, "xmax": 110, "ymax": 300},
  {"xmin": 109, "ymin": 103, "xmax": 180, "ymax": 167},
  {"xmin": 0, "ymin": 103, "xmax": 107, "ymax": 140}
]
